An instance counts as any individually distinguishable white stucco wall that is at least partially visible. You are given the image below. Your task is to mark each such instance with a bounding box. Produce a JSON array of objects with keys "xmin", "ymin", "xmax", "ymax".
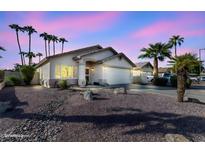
[
  {"xmin": 49, "ymin": 53, "xmax": 78, "ymax": 79},
  {"xmin": 38, "ymin": 62, "xmax": 50, "ymax": 80}
]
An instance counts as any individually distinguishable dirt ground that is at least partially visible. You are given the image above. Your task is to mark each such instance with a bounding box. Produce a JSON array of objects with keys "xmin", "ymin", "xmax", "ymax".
[{"xmin": 0, "ymin": 86, "xmax": 205, "ymax": 141}]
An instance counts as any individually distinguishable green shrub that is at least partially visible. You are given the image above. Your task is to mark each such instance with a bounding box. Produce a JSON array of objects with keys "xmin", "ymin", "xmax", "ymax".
[
  {"xmin": 5, "ymin": 76, "xmax": 21, "ymax": 86},
  {"xmin": 57, "ymin": 80, "xmax": 67, "ymax": 89},
  {"xmin": 170, "ymin": 75, "xmax": 192, "ymax": 88},
  {"xmin": 20, "ymin": 65, "xmax": 36, "ymax": 85},
  {"xmin": 152, "ymin": 77, "xmax": 168, "ymax": 86}
]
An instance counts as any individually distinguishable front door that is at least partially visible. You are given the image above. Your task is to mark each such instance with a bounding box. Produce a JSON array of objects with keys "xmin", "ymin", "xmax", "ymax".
[{"xmin": 85, "ymin": 68, "xmax": 90, "ymax": 84}]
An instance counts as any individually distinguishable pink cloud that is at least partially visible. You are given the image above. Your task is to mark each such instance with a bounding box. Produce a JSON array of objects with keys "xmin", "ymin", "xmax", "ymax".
[
  {"xmin": 133, "ymin": 14, "xmax": 205, "ymax": 39},
  {"xmin": 0, "ymin": 31, "xmax": 28, "ymax": 50},
  {"xmin": 23, "ymin": 12, "xmax": 121, "ymax": 38}
]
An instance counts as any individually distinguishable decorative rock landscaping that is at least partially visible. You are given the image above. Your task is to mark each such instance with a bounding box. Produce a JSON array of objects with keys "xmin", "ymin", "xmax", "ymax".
[
  {"xmin": 165, "ymin": 134, "xmax": 190, "ymax": 142},
  {"xmin": 0, "ymin": 86, "xmax": 205, "ymax": 142}
]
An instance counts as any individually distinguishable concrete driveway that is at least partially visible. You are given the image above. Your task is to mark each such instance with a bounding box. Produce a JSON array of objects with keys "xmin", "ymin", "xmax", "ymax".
[{"xmin": 129, "ymin": 82, "xmax": 205, "ymax": 103}]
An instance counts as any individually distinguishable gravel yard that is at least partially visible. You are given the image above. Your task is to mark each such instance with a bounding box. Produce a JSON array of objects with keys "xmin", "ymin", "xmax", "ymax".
[{"xmin": 0, "ymin": 86, "xmax": 205, "ymax": 142}]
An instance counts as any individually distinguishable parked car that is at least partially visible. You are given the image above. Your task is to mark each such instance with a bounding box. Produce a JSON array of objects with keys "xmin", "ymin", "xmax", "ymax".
[
  {"xmin": 147, "ymin": 75, "xmax": 154, "ymax": 82},
  {"xmin": 189, "ymin": 76, "xmax": 200, "ymax": 84},
  {"xmin": 200, "ymin": 76, "xmax": 205, "ymax": 81},
  {"xmin": 162, "ymin": 72, "xmax": 171, "ymax": 80}
]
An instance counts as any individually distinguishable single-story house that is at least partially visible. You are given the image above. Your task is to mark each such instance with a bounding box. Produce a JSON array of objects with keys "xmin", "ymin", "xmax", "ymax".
[
  {"xmin": 36, "ymin": 45, "xmax": 135, "ymax": 88},
  {"xmin": 133, "ymin": 62, "xmax": 153, "ymax": 76}
]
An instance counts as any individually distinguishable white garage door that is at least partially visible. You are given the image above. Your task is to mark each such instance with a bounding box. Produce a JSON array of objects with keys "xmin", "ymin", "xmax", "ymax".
[{"xmin": 104, "ymin": 67, "xmax": 131, "ymax": 85}]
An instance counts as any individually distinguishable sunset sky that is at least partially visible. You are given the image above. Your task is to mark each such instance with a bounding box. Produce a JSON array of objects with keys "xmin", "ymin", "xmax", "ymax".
[{"xmin": 0, "ymin": 11, "xmax": 205, "ymax": 69}]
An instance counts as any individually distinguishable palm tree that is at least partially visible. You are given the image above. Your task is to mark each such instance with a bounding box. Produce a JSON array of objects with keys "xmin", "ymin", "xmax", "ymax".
[
  {"xmin": 0, "ymin": 46, "xmax": 6, "ymax": 58},
  {"xmin": 13, "ymin": 63, "xmax": 21, "ymax": 71},
  {"xmin": 23, "ymin": 26, "xmax": 37, "ymax": 65},
  {"xmin": 138, "ymin": 42, "xmax": 172, "ymax": 78},
  {"xmin": 59, "ymin": 37, "xmax": 68, "ymax": 53},
  {"xmin": 9, "ymin": 24, "xmax": 24, "ymax": 65},
  {"xmin": 39, "ymin": 32, "xmax": 48, "ymax": 57},
  {"xmin": 19, "ymin": 51, "xmax": 27, "ymax": 65},
  {"xmin": 36, "ymin": 52, "xmax": 43, "ymax": 62},
  {"xmin": 51, "ymin": 35, "xmax": 58, "ymax": 55},
  {"xmin": 169, "ymin": 35, "xmax": 184, "ymax": 57},
  {"xmin": 47, "ymin": 35, "xmax": 53, "ymax": 56},
  {"xmin": 25, "ymin": 52, "xmax": 36, "ymax": 65},
  {"xmin": 169, "ymin": 53, "xmax": 200, "ymax": 102}
]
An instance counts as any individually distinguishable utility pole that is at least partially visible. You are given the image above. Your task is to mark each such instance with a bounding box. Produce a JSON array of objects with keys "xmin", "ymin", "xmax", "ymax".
[{"xmin": 199, "ymin": 48, "xmax": 205, "ymax": 76}]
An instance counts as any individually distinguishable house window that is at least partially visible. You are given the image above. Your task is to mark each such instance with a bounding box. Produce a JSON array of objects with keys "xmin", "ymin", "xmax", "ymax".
[
  {"xmin": 55, "ymin": 65, "xmax": 61, "ymax": 79},
  {"xmin": 55, "ymin": 65, "xmax": 77, "ymax": 79}
]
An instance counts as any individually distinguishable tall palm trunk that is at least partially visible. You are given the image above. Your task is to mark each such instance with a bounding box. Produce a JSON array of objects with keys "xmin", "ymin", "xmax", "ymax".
[
  {"xmin": 29, "ymin": 34, "xmax": 31, "ymax": 53},
  {"xmin": 28, "ymin": 34, "xmax": 32, "ymax": 65},
  {"xmin": 45, "ymin": 40, "xmax": 47, "ymax": 57},
  {"xmin": 61, "ymin": 42, "xmax": 64, "ymax": 53},
  {"xmin": 48, "ymin": 42, "xmax": 50, "ymax": 56},
  {"xmin": 29, "ymin": 57, "xmax": 32, "ymax": 65},
  {"xmin": 23, "ymin": 54, "xmax": 26, "ymax": 65},
  {"xmin": 153, "ymin": 57, "xmax": 158, "ymax": 79},
  {"xmin": 177, "ymin": 69, "xmax": 186, "ymax": 102},
  {"xmin": 16, "ymin": 31, "xmax": 24, "ymax": 65},
  {"xmin": 53, "ymin": 41, "xmax": 55, "ymax": 55},
  {"xmin": 174, "ymin": 43, "xmax": 177, "ymax": 57}
]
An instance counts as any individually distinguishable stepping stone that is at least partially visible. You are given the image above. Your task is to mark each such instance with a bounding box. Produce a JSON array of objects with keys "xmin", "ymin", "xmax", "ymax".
[{"xmin": 165, "ymin": 133, "xmax": 190, "ymax": 142}]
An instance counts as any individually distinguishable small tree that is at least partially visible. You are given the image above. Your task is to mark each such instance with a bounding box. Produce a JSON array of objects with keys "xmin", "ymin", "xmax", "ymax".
[
  {"xmin": 20, "ymin": 65, "xmax": 36, "ymax": 85},
  {"xmin": 36, "ymin": 52, "xmax": 43, "ymax": 62},
  {"xmin": 169, "ymin": 53, "xmax": 200, "ymax": 102},
  {"xmin": 25, "ymin": 52, "xmax": 36, "ymax": 65}
]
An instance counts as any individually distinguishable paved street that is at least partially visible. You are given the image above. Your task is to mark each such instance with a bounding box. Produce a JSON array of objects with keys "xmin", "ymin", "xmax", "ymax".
[{"xmin": 129, "ymin": 82, "xmax": 205, "ymax": 103}]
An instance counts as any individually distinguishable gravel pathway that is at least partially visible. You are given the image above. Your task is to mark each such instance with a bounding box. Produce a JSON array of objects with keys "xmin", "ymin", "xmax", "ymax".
[{"xmin": 0, "ymin": 86, "xmax": 205, "ymax": 142}]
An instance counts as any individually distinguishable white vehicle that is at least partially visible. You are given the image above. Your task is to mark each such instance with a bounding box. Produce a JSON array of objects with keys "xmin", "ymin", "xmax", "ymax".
[
  {"xmin": 189, "ymin": 76, "xmax": 200, "ymax": 83},
  {"xmin": 147, "ymin": 75, "xmax": 154, "ymax": 82},
  {"xmin": 200, "ymin": 76, "xmax": 205, "ymax": 81}
]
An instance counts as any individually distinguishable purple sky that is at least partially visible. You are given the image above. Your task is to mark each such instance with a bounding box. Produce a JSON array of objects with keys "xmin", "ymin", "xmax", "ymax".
[{"xmin": 0, "ymin": 11, "xmax": 205, "ymax": 69}]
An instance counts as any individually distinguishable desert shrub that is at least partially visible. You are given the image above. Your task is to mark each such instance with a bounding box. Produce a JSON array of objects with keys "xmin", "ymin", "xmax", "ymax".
[
  {"xmin": 57, "ymin": 80, "xmax": 67, "ymax": 89},
  {"xmin": 20, "ymin": 65, "xmax": 36, "ymax": 85},
  {"xmin": 170, "ymin": 75, "xmax": 192, "ymax": 88},
  {"xmin": 5, "ymin": 76, "xmax": 21, "ymax": 86},
  {"xmin": 0, "ymin": 70, "xmax": 4, "ymax": 82},
  {"xmin": 152, "ymin": 77, "xmax": 168, "ymax": 86}
]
